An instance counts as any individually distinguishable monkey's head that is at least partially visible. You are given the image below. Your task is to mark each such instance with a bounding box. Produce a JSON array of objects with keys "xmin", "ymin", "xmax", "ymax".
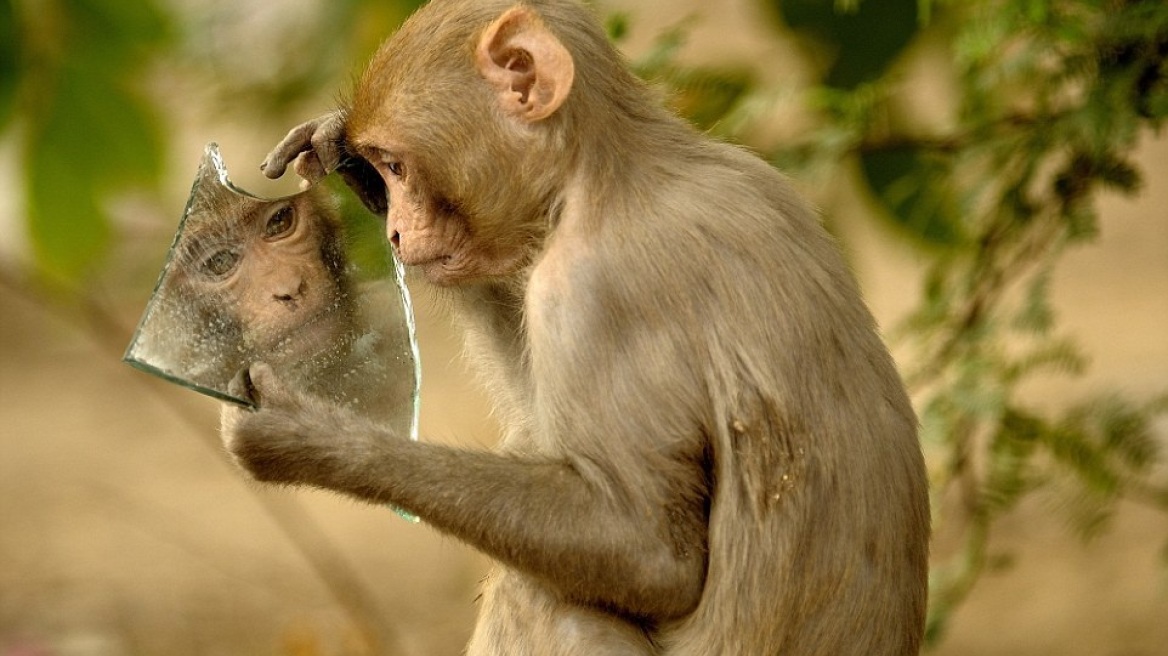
[
  {"xmin": 342, "ymin": 0, "xmax": 636, "ymax": 286},
  {"xmin": 172, "ymin": 188, "xmax": 351, "ymax": 367}
]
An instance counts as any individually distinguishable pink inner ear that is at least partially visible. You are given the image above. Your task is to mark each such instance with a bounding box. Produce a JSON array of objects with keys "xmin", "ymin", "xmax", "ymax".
[
  {"xmin": 477, "ymin": 6, "xmax": 574, "ymax": 121},
  {"xmin": 504, "ymin": 51, "xmax": 536, "ymax": 103},
  {"xmin": 505, "ymin": 51, "xmax": 532, "ymax": 73}
]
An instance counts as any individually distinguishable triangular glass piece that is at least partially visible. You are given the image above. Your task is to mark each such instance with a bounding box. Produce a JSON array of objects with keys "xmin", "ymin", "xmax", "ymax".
[{"xmin": 124, "ymin": 143, "xmax": 420, "ymax": 441}]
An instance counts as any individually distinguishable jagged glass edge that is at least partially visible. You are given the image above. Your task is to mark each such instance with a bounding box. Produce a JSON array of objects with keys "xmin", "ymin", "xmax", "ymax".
[
  {"xmin": 388, "ymin": 249, "xmax": 423, "ymax": 523},
  {"xmin": 120, "ymin": 144, "xmax": 256, "ymax": 406},
  {"xmin": 391, "ymin": 249, "xmax": 422, "ymax": 444},
  {"xmin": 122, "ymin": 142, "xmax": 423, "ymax": 451}
]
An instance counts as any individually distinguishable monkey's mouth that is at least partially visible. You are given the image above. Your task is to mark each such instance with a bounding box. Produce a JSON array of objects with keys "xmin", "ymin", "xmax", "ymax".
[
  {"xmin": 391, "ymin": 240, "xmax": 451, "ymax": 269},
  {"xmin": 398, "ymin": 250, "xmax": 457, "ymax": 280}
]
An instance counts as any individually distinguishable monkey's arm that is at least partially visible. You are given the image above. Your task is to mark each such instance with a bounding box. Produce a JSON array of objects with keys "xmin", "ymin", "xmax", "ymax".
[{"xmin": 223, "ymin": 364, "xmax": 708, "ymax": 620}]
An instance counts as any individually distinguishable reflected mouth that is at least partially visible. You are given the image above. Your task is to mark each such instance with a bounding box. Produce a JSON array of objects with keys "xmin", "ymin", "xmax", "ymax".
[{"xmin": 258, "ymin": 306, "xmax": 347, "ymax": 359}]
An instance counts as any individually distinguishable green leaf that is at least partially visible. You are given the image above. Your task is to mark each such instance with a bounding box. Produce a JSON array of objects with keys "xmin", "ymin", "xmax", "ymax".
[
  {"xmin": 1096, "ymin": 154, "xmax": 1142, "ymax": 195},
  {"xmin": 1042, "ymin": 424, "xmax": 1121, "ymax": 496},
  {"xmin": 772, "ymin": 0, "xmax": 921, "ymax": 89},
  {"xmin": 36, "ymin": 64, "xmax": 164, "ymax": 186},
  {"xmin": 1005, "ymin": 339, "xmax": 1087, "ymax": 381},
  {"xmin": 26, "ymin": 159, "xmax": 111, "ymax": 282},
  {"xmin": 1068, "ymin": 396, "xmax": 1162, "ymax": 471},
  {"xmin": 14, "ymin": 0, "xmax": 171, "ymax": 283},
  {"xmin": 61, "ymin": 0, "xmax": 170, "ymax": 71},
  {"xmin": 981, "ymin": 409, "xmax": 1043, "ymax": 514},
  {"xmin": 25, "ymin": 64, "xmax": 165, "ymax": 282},
  {"xmin": 0, "ymin": 0, "xmax": 18, "ymax": 130},
  {"xmin": 859, "ymin": 147, "xmax": 965, "ymax": 247},
  {"xmin": 606, "ymin": 12, "xmax": 631, "ymax": 42}
]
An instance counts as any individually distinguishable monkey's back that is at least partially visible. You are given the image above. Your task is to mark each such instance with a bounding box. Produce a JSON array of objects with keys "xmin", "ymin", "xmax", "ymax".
[{"xmin": 622, "ymin": 141, "xmax": 930, "ymax": 655}]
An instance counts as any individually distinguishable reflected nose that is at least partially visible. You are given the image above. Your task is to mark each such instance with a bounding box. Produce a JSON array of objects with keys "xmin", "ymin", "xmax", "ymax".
[{"xmin": 273, "ymin": 279, "xmax": 307, "ymax": 305}]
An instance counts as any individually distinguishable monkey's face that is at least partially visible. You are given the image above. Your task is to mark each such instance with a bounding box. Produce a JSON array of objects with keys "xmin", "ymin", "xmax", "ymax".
[
  {"xmin": 344, "ymin": 3, "xmax": 574, "ymax": 287},
  {"xmin": 182, "ymin": 199, "xmax": 349, "ymax": 359},
  {"xmin": 353, "ymin": 143, "xmax": 536, "ymax": 287}
]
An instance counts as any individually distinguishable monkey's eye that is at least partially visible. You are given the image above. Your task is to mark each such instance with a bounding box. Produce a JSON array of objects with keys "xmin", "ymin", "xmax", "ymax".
[
  {"xmin": 264, "ymin": 206, "xmax": 296, "ymax": 239},
  {"xmin": 201, "ymin": 249, "xmax": 240, "ymax": 277},
  {"xmin": 386, "ymin": 161, "xmax": 405, "ymax": 178}
]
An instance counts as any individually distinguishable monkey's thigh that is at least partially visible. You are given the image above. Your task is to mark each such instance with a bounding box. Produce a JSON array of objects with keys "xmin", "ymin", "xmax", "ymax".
[{"xmin": 466, "ymin": 568, "xmax": 657, "ymax": 656}]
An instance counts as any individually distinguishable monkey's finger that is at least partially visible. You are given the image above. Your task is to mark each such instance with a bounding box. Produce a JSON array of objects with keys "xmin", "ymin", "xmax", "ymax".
[
  {"xmin": 309, "ymin": 113, "xmax": 345, "ymax": 173},
  {"xmin": 261, "ymin": 121, "xmax": 318, "ymax": 179},
  {"xmin": 293, "ymin": 151, "xmax": 328, "ymax": 186},
  {"xmin": 246, "ymin": 362, "xmax": 287, "ymax": 406}
]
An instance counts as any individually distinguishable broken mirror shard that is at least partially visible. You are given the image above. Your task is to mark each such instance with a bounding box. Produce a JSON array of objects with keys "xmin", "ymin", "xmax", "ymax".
[{"xmin": 124, "ymin": 143, "xmax": 421, "ymax": 443}]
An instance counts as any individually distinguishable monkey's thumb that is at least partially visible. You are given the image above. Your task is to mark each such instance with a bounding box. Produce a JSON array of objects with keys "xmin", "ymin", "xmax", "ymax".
[
  {"xmin": 227, "ymin": 366, "xmax": 260, "ymax": 409},
  {"xmin": 246, "ymin": 363, "xmax": 283, "ymax": 406}
]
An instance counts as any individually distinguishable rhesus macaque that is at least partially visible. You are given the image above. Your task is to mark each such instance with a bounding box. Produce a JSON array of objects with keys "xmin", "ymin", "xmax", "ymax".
[{"xmin": 223, "ymin": 0, "xmax": 930, "ymax": 654}]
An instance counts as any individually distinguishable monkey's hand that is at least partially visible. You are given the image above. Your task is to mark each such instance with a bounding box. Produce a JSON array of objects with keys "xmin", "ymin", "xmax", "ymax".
[
  {"xmin": 261, "ymin": 111, "xmax": 388, "ymax": 215},
  {"xmin": 261, "ymin": 110, "xmax": 346, "ymax": 186},
  {"xmin": 220, "ymin": 363, "xmax": 392, "ymax": 488}
]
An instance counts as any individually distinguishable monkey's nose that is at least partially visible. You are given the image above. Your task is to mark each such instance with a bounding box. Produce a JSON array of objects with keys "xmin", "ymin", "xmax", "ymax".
[{"xmin": 389, "ymin": 230, "xmax": 401, "ymax": 247}]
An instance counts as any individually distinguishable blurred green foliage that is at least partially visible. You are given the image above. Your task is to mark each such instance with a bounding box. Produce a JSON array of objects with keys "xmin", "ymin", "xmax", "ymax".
[
  {"xmin": 13, "ymin": 0, "xmax": 169, "ymax": 282},
  {"xmin": 2, "ymin": 0, "xmax": 1166, "ymax": 650},
  {"xmin": 0, "ymin": 0, "xmax": 18, "ymax": 131},
  {"xmin": 858, "ymin": 146, "xmax": 965, "ymax": 245},
  {"xmin": 775, "ymin": 0, "xmax": 919, "ymax": 89}
]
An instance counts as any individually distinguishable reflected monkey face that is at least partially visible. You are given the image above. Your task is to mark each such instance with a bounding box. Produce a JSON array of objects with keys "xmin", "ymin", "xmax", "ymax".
[
  {"xmin": 124, "ymin": 143, "xmax": 418, "ymax": 421},
  {"xmin": 178, "ymin": 195, "xmax": 349, "ymax": 358}
]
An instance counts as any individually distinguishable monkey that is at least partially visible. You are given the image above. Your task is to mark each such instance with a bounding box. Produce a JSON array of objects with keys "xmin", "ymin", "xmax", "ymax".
[{"xmin": 222, "ymin": 1, "xmax": 930, "ymax": 654}]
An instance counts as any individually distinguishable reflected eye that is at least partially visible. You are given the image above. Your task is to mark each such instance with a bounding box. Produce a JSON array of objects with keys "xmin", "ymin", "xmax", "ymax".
[
  {"xmin": 265, "ymin": 206, "xmax": 295, "ymax": 238},
  {"xmin": 202, "ymin": 249, "xmax": 240, "ymax": 277}
]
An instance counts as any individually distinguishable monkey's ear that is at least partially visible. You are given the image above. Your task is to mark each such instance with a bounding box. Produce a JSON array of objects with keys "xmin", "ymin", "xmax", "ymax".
[{"xmin": 476, "ymin": 6, "xmax": 575, "ymax": 122}]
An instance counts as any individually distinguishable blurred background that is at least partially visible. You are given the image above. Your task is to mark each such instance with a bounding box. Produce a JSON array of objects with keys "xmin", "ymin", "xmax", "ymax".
[{"xmin": 1, "ymin": 0, "xmax": 1166, "ymax": 654}]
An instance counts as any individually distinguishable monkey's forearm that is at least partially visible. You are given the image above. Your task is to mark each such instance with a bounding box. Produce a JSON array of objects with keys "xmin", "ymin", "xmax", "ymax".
[
  {"xmin": 346, "ymin": 436, "xmax": 704, "ymax": 619},
  {"xmin": 231, "ymin": 408, "xmax": 704, "ymax": 619}
]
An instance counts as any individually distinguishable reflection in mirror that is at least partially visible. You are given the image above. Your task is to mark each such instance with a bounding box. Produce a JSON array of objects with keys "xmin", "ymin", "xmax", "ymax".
[{"xmin": 124, "ymin": 143, "xmax": 419, "ymax": 441}]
